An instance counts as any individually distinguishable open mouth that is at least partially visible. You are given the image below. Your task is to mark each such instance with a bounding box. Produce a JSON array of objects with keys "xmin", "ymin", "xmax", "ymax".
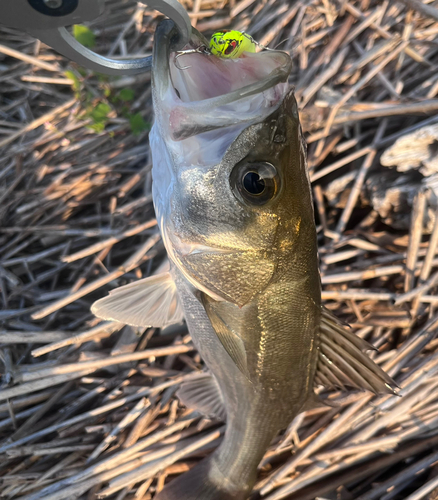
[
  {"xmin": 151, "ymin": 21, "xmax": 292, "ymax": 164},
  {"xmin": 170, "ymin": 48, "xmax": 292, "ymax": 103}
]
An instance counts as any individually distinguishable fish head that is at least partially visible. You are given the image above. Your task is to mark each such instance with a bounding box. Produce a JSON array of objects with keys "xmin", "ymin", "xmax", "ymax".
[{"xmin": 151, "ymin": 21, "xmax": 314, "ymax": 307}]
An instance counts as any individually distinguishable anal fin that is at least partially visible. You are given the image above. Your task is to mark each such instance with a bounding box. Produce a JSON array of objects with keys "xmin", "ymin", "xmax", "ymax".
[
  {"xmin": 91, "ymin": 272, "xmax": 184, "ymax": 328},
  {"xmin": 177, "ymin": 372, "xmax": 226, "ymax": 421},
  {"xmin": 300, "ymin": 393, "xmax": 327, "ymax": 412},
  {"xmin": 315, "ymin": 307, "xmax": 398, "ymax": 395}
]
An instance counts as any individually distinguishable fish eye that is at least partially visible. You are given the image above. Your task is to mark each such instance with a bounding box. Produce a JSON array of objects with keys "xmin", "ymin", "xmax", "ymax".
[{"xmin": 230, "ymin": 161, "xmax": 280, "ymax": 206}]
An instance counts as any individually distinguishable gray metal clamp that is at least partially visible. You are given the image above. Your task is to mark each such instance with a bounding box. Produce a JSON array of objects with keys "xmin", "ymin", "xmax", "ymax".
[{"xmin": 0, "ymin": 0, "xmax": 191, "ymax": 75}]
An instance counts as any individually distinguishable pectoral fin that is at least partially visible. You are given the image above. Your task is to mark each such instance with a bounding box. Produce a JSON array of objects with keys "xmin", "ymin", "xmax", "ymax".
[
  {"xmin": 177, "ymin": 372, "xmax": 226, "ymax": 421},
  {"xmin": 201, "ymin": 293, "xmax": 250, "ymax": 379},
  {"xmin": 91, "ymin": 272, "xmax": 184, "ymax": 328},
  {"xmin": 315, "ymin": 307, "xmax": 398, "ymax": 395}
]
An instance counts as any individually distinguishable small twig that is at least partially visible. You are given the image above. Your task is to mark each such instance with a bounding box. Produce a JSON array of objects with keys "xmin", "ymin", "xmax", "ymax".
[
  {"xmin": 0, "ymin": 99, "xmax": 75, "ymax": 150},
  {"xmin": 17, "ymin": 344, "xmax": 193, "ymax": 383},
  {"xmin": 31, "ymin": 233, "xmax": 161, "ymax": 320},
  {"xmin": 0, "ymin": 43, "xmax": 60, "ymax": 72},
  {"xmin": 31, "ymin": 322, "xmax": 122, "ymax": 357},
  {"xmin": 398, "ymin": 0, "xmax": 438, "ymax": 22},
  {"xmin": 405, "ymin": 190, "xmax": 427, "ymax": 292},
  {"xmin": 62, "ymin": 219, "xmax": 157, "ymax": 263}
]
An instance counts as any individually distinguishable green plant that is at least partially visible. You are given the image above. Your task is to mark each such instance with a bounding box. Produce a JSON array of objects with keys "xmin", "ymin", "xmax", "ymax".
[
  {"xmin": 66, "ymin": 66, "xmax": 149, "ymax": 136},
  {"xmin": 129, "ymin": 113, "xmax": 150, "ymax": 135},
  {"xmin": 73, "ymin": 25, "xmax": 96, "ymax": 49},
  {"xmin": 87, "ymin": 102, "xmax": 112, "ymax": 133}
]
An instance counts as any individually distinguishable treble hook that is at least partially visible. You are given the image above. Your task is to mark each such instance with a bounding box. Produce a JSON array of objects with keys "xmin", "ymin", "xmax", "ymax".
[{"xmin": 174, "ymin": 45, "xmax": 211, "ymax": 70}]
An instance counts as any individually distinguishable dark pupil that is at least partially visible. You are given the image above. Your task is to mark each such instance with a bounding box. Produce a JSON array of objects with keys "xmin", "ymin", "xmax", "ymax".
[{"xmin": 243, "ymin": 171, "xmax": 265, "ymax": 195}]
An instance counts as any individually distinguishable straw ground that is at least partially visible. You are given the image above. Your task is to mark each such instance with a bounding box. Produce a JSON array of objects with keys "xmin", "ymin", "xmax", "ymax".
[{"xmin": 2, "ymin": 1, "xmax": 438, "ymax": 499}]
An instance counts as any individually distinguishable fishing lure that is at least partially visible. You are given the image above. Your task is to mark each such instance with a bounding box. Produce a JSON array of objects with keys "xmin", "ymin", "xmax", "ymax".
[
  {"xmin": 209, "ymin": 30, "xmax": 257, "ymax": 58},
  {"xmin": 174, "ymin": 30, "xmax": 266, "ymax": 70}
]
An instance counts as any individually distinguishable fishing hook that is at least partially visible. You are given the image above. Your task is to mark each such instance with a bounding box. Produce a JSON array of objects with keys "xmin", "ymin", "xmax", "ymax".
[{"xmin": 174, "ymin": 45, "xmax": 211, "ymax": 70}]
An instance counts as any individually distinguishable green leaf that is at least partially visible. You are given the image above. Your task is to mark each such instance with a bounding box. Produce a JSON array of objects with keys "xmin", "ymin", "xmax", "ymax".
[
  {"xmin": 88, "ymin": 121, "xmax": 106, "ymax": 133},
  {"xmin": 73, "ymin": 25, "xmax": 96, "ymax": 49},
  {"xmin": 77, "ymin": 67, "xmax": 88, "ymax": 77},
  {"xmin": 118, "ymin": 88, "xmax": 135, "ymax": 102},
  {"xmin": 86, "ymin": 102, "xmax": 112, "ymax": 133},
  {"xmin": 91, "ymin": 102, "xmax": 111, "ymax": 123},
  {"xmin": 129, "ymin": 113, "xmax": 149, "ymax": 135},
  {"xmin": 64, "ymin": 70, "xmax": 81, "ymax": 92}
]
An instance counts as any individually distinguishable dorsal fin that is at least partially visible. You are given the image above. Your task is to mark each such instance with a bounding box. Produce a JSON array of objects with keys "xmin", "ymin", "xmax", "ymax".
[
  {"xmin": 315, "ymin": 307, "xmax": 398, "ymax": 395},
  {"xmin": 91, "ymin": 272, "xmax": 184, "ymax": 328}
]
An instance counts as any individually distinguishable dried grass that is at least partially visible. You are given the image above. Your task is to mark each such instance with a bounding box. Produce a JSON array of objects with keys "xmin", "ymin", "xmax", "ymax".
[{"xmin": 2, "ymin": 0, "xmax": 438, "ymax": 499}]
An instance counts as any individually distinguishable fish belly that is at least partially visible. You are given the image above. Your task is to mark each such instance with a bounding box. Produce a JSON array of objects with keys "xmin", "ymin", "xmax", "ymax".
[{"xmin": 172, "ymin": 269, "xmax": 280, "ymax": 490}]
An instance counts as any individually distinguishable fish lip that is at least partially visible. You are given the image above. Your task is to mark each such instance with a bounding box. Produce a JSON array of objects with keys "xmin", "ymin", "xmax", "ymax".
[
  {"xmin": 152, "ymin": 19, "xmax": 181, "ymax": 100},
  {"xmin": 152, "ymin": 20, "xmax": 293, "ymax": 108}
]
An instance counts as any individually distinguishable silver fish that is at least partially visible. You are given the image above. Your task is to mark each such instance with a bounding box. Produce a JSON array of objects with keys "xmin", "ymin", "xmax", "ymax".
[{"xmin": 92, "ymin": 20, "xmax": 397, "ymax": 500}]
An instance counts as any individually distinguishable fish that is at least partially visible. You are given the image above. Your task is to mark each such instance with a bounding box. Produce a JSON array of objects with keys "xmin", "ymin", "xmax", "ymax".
[{"xmin": 91, "ymin": 20, "xmax": 397, "ymax": 500}]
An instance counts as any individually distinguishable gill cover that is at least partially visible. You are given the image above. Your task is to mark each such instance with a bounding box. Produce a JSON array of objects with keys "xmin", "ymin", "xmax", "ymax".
[{"xmin": 169, "ymin": 93, "xmax": 302, "ymax": 307}]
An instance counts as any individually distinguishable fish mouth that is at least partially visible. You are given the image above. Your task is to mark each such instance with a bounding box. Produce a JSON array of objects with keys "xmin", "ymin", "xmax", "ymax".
[{"xmin": 152, "ymin": 20, "xmax": 292, "ymax": 141}]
